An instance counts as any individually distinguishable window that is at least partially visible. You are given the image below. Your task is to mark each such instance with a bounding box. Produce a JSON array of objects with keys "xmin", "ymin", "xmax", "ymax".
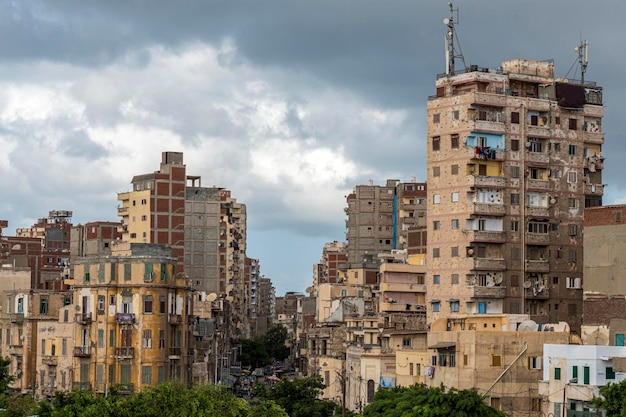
[
  {"xmin": 528, "ymin": 357, "xmax": 542, "ymax": 370},
  {"xmin": 451, "ymin": 134, "xmax": 459, "ymax": 148},
  {"xmin": 402, "ymin": 337, "xmax": 411, "ymax": 347},
  {"xmin": 451, "ymin": 192, "xmax": 459, "ymax": 202},
  {"xmin": 567, "ymin": 171, "xmax": 578, "ymax": 184},
  {"xmin": 511, "ymin": 194, "xmax": 519, "ymax": 205},
  {"xmin": 606, "ymin": 367, "xmax": 615, "ymax": 380},
  {"xmin": 433, "ymin": 274, "xmax": 440, "ymax": 284},
  {"xmin": 569, "ymin": 145, "xmax": 577, "ymax": 156},
  {"xmin": 451, "ymin": 274, "xmax": 459, "ymax": 285},
  {"xmin": 130, "ymin": 233, "xmax": 137, "ymax": 239},
  {"xmin": 584, "ymin": 366, "xmax": 590, "ymax": 384},
  {"xmin": 433, "ymin": 221, "xmax": 441, "ymax": 230},
  {"xmin": 569, "ymin": 224, "xmax": 578, "ymax": 236},
  {"xmin": 566, "ymin": 277, "xmax": 581, "ymax": 289},
  {"xmin": 572, "ymin": 366, "xmax": 578, "ymax": 380},
  {"xmin": 409, "ymin": 363, "xmax": 414, "ymax": 376},
  {"xmin": 432, "ymin": 166, "xmax": 440, "ymax": 177},
  {"xmin": 449, "ymin": 352, "xmax": 456, "ymax": 367},
  {"xmin": 40, "ymin": 298, "xmax": 49, "ymax": 315},
  {"xmin": 141, "ymin": 215, "xmax": 147, "ymax": 221},
  {"xmin": 431, "ymin": 301, "xmax": 440, "ymax": 312},
  {"xmin": 451, "ymin": 247, "xmax": 459, "ymax": 257},
  {"xmin": 569, "ymin": 118, "xmax": 577, "ymax": 130},
  {"xmin": 433, "ymin": 248, "xmax": 440, "ymax": 258},
  {"xmin": 555, "ymin": 367, "xmax": 561, "ymax": 380},
  {"xmin": 553, "ymin": 142, "xmax": 561, "ymax": 152},
  {"xmin": 97, "ymin": 296, "xmax": 105, "ymax": 314},
  {"xmin": 450, "ymin": 300, "xmax": 459, "ymax": 312},
  {"xmin": 511, "ymin": 112, "xmax": 520, "ymax": 124},
  {"xmin": 511, "ymin": 247, "xmax": 520, "ymax": 260},
  {"xmin": 159, "ymin": 296, "xmax": 166, "ymax": 314},
  {"xmin": 510, "ymin": 220, "xmax": 519, "ymax": 232},
  {"xmin": 432, "ymin": 136, "xmax": 441, "ymax": 151},
  {"xmin": 491, "ymin": 355, "xmax": 502, "ymax": 367},
  {"xmin": 433, "ymin": 113, "xmax": 440, "ymax": 124},
  {"xmin": 439, "ymin": 352, "xmax": 447, "ymax": 367},
  {"xmin": 159, "ymin": 330, "xmax": 165, "ymax": 349},
  {"xmin": 84, "ymin": 270, "xmax": 90, "ymax": 282},
  {"xmin": 451, "ymin": 219, "xmax": 459, "ymax": 229},
  {"xmin": 98, "ymin": 329, "xmax": 104, "ymax": 348},
  {"xmin": 144, "ymin": 263, "xmax": 154, "ymax": 282},
  {"xmin": 143, "ymin": 330, "xmax": 152, "ymax": 348},
  {"xmin": 143, "ymin": 296, "xmax": 153, "ymax": 314},
  {"xmin": 452, "ymin": 110, "xmax": 459, "ymax": 121},
  {"xmin": 511, "ymin": 165, "xmax": 520, "ymax": 178},
  {"xmin": 109, "ymin": 329, "xmax": 115, "ymax": 348},
  {"xmin": 124, "ymin": 264, "xmax": 131, "ymax": 281},
  {"xmin": 511, "ymin": 139, "xmax": 519, "ymax": 151},
  {"xmin": 568, "ymin": 198, "xmax": 578, "ymax": 209},
  {"xmin": 528, "ymin": 220, "xmax": 549, "ymax": 234},
  {"xmin": 478, "ymin": 302, "xmax": 487, "ymax": 314},
  {"xmin": 433, "ymin": 194, "xmax": 440, "ymax": 204},
  {"xmin": 527, "ymin": 138, "xmax": 542, "ymax": 153},
  {"xmin": 142, "ymin": 366, "xmax": 152, "ymax": 384},
  {"xmin": 451, "ymin": 164, "xmax": 459, "ymax": 175}
]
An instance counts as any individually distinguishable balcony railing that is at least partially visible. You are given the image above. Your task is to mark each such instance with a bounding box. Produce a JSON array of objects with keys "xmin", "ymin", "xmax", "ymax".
[
  {"xmin": 168, "ymin": 347, "xmax": 182, "ymax": 359},
  {"xmin": 526, "ymin": 179, "xmax": 550, "ymax": 190},
  {"xmin": 42, "ymin": 355, "xmax": 58, "ymax": 366},
  {"xmin": 526, "ymin": 206, "xmax": 550, "ymax": 217},
  {"xmin": 473, "ymin": 258, "xmax": 506, "ymax": 271},
  {"xmin": 525, "ymin": 287, "xmax": 549, "ymax": 299},
  {"xmin": 585, "ymin": 183, "xmax": 604, "ymax": 195},
  {"xmin": 473, "ymin": 203, "xmax": 505, "ymax": 216},
  {"xmin": 116, "ymin": 313, "xmax": 136, "ymax": 324},
  {"xmin": 525, "ymin": 152, "xmax": 549, "ymax": 164},
  {"xmin": 526, "ymin": 233, "xmax": 550, "ymax": 245},
  {"xmin": 471, "ymin": 285, "xmax": 506, "ymax": 299},
  {"xmin": 467, "ymin": 230, "xmax": 506, "ymax": 243},
  {"xmin": 72, "ymin": 381, "xmax": 92, "ymax": 391},
  {"xmin": 10, "ymin": 313, "xmax": 24, "ymax": 324},
  {"xmin": 76, "ymin": 313, "xmax": 93, "ymax": 324},
  {"xmin": 169, "ymin": 314, "xmax": 182, "ymax": 325},
  {"xmin": 525, "ymin": 259, "xmax": 549, "ymax": 273},
  {"xmin": 114, "ymin": 346, "xmax": 134, "ymax": 358},
  {"xmin": 468, "ymin": 175, "xmax": 506, "ymax": 188},
  {"xmin": 73, "ymin": 346, "xmax": 91, "ymax": 357}
]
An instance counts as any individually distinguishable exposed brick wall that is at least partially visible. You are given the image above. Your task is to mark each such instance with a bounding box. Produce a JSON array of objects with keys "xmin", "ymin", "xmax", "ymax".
[
  {"xmin": 585, "ymin": 205, "xmax": 626, "ymax": 227},
  {"xmin": 584, "ymin": 297, "xmax": 626, "ymax": 326}
]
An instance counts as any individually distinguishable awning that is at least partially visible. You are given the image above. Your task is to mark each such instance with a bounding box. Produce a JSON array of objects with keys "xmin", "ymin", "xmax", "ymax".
[{"xmin": 429, "ymin": 342, "xmax": 456, "ymax": 350}]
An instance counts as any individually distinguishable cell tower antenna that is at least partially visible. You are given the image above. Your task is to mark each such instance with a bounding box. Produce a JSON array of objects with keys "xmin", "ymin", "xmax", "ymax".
[
  {"xmin": 574, "ymin": 39, "xmax": 589, "ymax": 84},
  {"xmin": 444, "ymin": 2, "xmax": 467, "ymax": 76}
]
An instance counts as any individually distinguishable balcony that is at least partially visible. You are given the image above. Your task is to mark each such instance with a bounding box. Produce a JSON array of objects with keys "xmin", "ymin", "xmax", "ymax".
[
  {"xmin": 526, "ymin": 125, "xmax": 550, "ymax": 137},
  {"xmin": 168, "ymin": 347, "xmax": 182, "ymax": 359},
  {"xmin": 116, "ymin": 313, "xmax": 136, "ymax": 324},
  {"xmin": 526, "ymin": 233, "xmax": 550, "ymax": 245},
  {"xmin": 526, "ymin": 179, "xmax": 550, "ymax": 190},
  {"xmin": 525, "ymin": 259, "xmax": 549, "ymax": 273},
  {"xmin": 115, "ymin": 346, "xmax": 134, "ymax": 358},
  {"xmin": 468, "ymin": 175, "xmax": 506, "ymax": 188},
  {"xmin": 526, "ymin": 206, "xmax": 550, "ymax": 217},
  {"xmin": 41, "ymin": 386, "xmax": 57, "ymax": 397},
  {"xmin": 473, "ymin": 120, "xmax": 505, "ymax": 133},
  {"xmin": 583, "ymin": 131, "xmax": 604, "ymax": 144},
  {"xmin": 467, "ymin": 230, "xmax": 506, "ymax": 243},
  {"xmin": 525, "ymin": 152, "xmax": 549, "ymax": 165},
  {"xmin": 473, "ymin": 203, "xmax": 505, "ymax": 216},
  {"xmin": 116, "ymin": 206, "xmax": 128, "ymax": 215},
  {"xmin": 10, "ymin": 313, "xmax": 24, "ymax": 324},
  {"xmin": 76, "ymin": 313, "xmax": 93, "ymax": 324},
  {"xmin": 585, "ymin": 183, "xmax": 604, "ymax": 195},
  {"xmin": 472, "ymin": 91, "xmax": 507, "ymax": 107},
  {"xmin": 8, "ymin": 345, "xmax": 23, "ymax": 356},
  {"xmin": 73, "ymin": 346, "xmax": 91, "ymax": 357},
  {"xmin": 380, "ymin": 282, "xmax": 427, "ymax": 293},
  {"xmin": 471, "ymin": 285, "xmax": 506, "ymax": 299},
  {"xmin": 169, "ymin": 314, "xmax": 182, "ymax": 325},
  {"xmin": 525, "ymin": 286, "xmax": 549, "ymax": 299},
  {"xmin": 42, "ymin": 355, "xmax": 58, "ymax": 366},
  {"xmin": 472, "ymin": 258, "xmax": 506, "ymax": 271}
]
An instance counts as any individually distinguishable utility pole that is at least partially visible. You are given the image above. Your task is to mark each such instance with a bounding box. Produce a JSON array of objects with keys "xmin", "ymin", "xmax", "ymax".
[{"xmin": 341, "ymin": 367, "xmax": 346, "ymax": 417}]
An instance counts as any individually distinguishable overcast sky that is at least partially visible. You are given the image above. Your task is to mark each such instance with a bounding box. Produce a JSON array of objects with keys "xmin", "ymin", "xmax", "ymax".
[{"xmin": 1, "ymin": 1, "xmax": 625, "ymax": 295}]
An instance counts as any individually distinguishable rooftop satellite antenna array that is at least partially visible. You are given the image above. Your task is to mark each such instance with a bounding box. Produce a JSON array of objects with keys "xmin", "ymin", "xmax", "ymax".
[{"xmin": 444, "ymin": 2, "xmax": 467, "ymax": 76}]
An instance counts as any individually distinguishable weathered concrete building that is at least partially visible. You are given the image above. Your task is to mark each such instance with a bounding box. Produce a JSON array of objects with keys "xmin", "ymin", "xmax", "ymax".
[{"xmin": 426, "ymin": 59, "xmax": 604, "ymax": 333}]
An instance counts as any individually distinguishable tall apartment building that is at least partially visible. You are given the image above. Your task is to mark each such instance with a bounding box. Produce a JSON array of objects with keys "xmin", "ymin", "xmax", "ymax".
[
  {"xmin": 315, "ymin": 241, "xmax": 348, "ymax": 285},
  {"xmin": 345, "ymin": 179, "xmax": 426, "ymax": 266},
  {"xmin": 426, "ymin": 59, "xmax": 604, "ymax": 333}
]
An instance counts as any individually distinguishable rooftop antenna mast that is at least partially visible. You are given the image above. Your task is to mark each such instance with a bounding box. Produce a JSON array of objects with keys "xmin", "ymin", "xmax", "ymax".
[
  {"xmin": 575, "ymin": 39, "xmax": 589, "ymax": 84},
  {"xmin": 444, "ymin": 2, "xmax": 467, "ymax": 76}
]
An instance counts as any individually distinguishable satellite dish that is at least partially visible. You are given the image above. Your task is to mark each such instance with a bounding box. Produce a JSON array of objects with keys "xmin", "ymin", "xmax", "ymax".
[
  {"xmin": 494, "ymin": 276, "xmax": 503, "ymax": 285},
  {"xmin": 550, "ymin": 197, "xmax": 557, "ymax": 205},
  {"xmin": 305, "ymin": 286, "xmax": 314, "ymax": 294},
  {"xmin": 523, "ymin": 280, "xmax": 532, "ymax": 288},
  {"xmin": 518, "ymin": 320, "xmax": 538, "ymax": 332},
  {"xmin": 443, "ymin": 18, "xmax": 450, "ymax": 25},
  {"xmin": 206, "ymin": 293, "xmax": 218, "ymax": 302}
]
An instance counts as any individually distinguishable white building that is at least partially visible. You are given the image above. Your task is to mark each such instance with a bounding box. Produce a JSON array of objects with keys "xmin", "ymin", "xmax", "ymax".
[{"xmin": 539, "ymin": 344, "xmax": 626, "ymax": 416}]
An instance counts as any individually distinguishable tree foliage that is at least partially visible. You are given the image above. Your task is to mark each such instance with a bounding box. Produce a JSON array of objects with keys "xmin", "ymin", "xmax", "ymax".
[
  {"xmin": 363, "ymin": 384, "xmax": 505, "ymax": 417},
  {"xmin": 238, "ymin": 337, "xmax": 271, "ymax": 368},
  {"xmin": 257, "ymin": 375, "xmax": 350, "ymax": 417},
  {"xmin": 263, "ymin": 324, "xmax": 290, "ymax": 362},
  {"xmin": 593, "ymin": 378, "xmax": 626, "ymax": 417}
]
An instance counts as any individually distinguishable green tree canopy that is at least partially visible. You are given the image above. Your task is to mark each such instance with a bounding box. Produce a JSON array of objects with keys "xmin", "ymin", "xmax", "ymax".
[
  {"xmin": 238, "ymin": 337, "xmax": 271, "ymax": 368},
  {"xmin": 593, "ymin": 378, "xmax": 626, "ymax": 416},
  {"xmin": 363, "ymin": 384, "xmax": 505, "ymax": 417},
  {"xmin": 263, "ymin": 324, "xmax": 290, "ymax": 362}
]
